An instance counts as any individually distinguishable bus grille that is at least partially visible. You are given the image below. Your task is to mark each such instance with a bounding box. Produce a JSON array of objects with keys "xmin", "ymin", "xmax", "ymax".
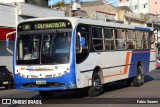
[{"xmin": 23, "ymin": 82, "xmax": 64, "ymax": 88}]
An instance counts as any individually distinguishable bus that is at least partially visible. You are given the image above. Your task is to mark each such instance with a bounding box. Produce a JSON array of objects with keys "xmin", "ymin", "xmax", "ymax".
[
  {"xmin": 156, "ymin": 43, "xmax": 160, "ymax": 68},
  {"xmin": 7, "ymin": 17, "xmax": 156, "ymax": 98}
]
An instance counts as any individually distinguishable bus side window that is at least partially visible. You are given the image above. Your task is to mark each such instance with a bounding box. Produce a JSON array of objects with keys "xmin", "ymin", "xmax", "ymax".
[
  {"xmin": 142, "ymin": 32, "xmax": 148, "ymax": 49},
  {"xmin": 104, "ymin": 28, "xmax": 114, "ymax": 50},
  {"xmin": 126, "ymin": 30, "xmax": 135, "ymax": 49},
  {"xmin": 76, "ymin": 24, "xmax": 90, "ymax": 64},
  {"xmin": 148, "ymin": 31, "xmax": 155, "ymax": 49},
  {"xmin": 135, "ymin": 31, "xmax": 142, "ymax": 49},
  {"xmin": 115, "ymin": 29, "xmax": 126, "ymax": 50},
  {"xmin": 92, "ymin": 27, "xmax": 104, "ymax": 51}
]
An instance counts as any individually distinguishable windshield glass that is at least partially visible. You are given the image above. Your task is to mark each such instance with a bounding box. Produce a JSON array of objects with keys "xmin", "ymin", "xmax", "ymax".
[{"xmin": 16, "ymin": 31, "xmax": 71, "ymax": 65}]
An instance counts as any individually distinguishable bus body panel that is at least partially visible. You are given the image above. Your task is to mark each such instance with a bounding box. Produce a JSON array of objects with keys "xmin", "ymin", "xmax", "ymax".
[
  {"xmin": 13, "ymin": 17, "xmax": 156, "ymax": 91},
  {"xmin": 13, "ymin": 27, "xmax": 77, "ymax": 91},
  {"xmin": 76, "ymin": 50, "xmax": 155, "ymax": 88}
]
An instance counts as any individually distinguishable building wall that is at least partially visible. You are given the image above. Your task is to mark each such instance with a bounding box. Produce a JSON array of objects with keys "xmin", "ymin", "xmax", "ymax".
[
  {"xmin": 0, "ymin": 4, "xmax": 16, "ymax": 28},
  {"xmin": 0, "ymin": 0, "xmax": 25, "ymax": 3},
  {"xmin": 0, "ymin": 0, "xmax": 48, "ymax": 7},
  {"xmin": 0, "ymin": 28, "xmax": 15, "ymax": 40},
  {"xmin": 149, "ymin": 0, "xmax": 160, "ymax": 15},
  {"xmin": 25, "ymin": 0, "xmax": 48, "ymax": 7},
  {"xmin": 0, "ymin": 41, "xmax": 14, "ymax": 71},
  {"xmin": 118, "ymin": 0, "xmax": 150, "ymax": 14},
  {"xmin": 18, "ymin": 3, "xmax": 65, "ymax": 19}
]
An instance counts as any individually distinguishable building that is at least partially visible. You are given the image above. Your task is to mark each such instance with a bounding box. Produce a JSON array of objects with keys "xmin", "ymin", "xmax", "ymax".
[
  {"xmin": 117, "ymin": 6, "xmax": 146, "ymax": 26},
  {"xmin": 73, "ymin": 0, "xmax": 117, "ymax": 21},
  {"xmin": 118, "ymin": 0, "xmax": 160, "ymax": 14},
  {"xmin": 0, "ymin": 0, "xmax": 48, "ymax": 7}
]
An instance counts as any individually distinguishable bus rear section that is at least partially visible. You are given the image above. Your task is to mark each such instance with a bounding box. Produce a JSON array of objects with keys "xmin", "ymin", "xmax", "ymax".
[
  {"xmin": 156, "ymin": 43, "xmax": 160, "ymax": 68},
  {"xmin": 14, "ymin": 19, "xmax": 78, "ymax": 98}
]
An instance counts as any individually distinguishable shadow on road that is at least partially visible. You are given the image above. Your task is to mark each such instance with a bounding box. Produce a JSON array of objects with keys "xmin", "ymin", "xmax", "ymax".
[
  {"xmin": 31, "ymin": 72, "xmax": 157, "ymax": 99},
  {"xmin": 144, "ymin": 75, "xmax": 154, "ymax": 83}
]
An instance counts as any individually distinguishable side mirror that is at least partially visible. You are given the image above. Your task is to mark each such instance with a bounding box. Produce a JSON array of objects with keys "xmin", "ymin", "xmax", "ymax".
[{"xmin": 6, "ymin": 31, "xmax": 16, "ymax": 54}]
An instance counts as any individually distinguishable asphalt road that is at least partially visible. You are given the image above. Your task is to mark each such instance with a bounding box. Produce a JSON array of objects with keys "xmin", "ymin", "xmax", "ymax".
[{"xmin": 0, "ymin": 69, "xmax": 160, "ymax": 107}]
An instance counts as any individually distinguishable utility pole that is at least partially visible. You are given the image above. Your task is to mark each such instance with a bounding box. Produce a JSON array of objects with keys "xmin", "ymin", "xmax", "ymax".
[{"xmin": 69, "ymin": 0, "xmax": 72, "ymax": 17}]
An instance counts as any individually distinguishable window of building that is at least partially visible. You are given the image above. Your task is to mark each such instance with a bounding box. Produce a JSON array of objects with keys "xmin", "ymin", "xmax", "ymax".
[
  {"xmin": 144, "ymin": 4, "xmax": 146, "ymax": 8},
  {"xmin": 104, "ymin": 28, "xmax": 115, "ymax": 50},
  {"xmin": 92, "ymin": 27, "xmax": 104, "ymax": 51},
  {"xmin": 135, "ymin": 5, "xmax": 138, "ymax": 10},
  {"xmin": 115, "ymin": 29, "xmax": 126, "ymax": 50}
]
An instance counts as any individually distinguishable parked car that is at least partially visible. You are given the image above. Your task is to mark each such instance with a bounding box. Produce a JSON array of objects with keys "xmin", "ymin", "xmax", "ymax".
[{"xmin": 0, "ymin": 66, "xmax": 14, "ymax": 89}]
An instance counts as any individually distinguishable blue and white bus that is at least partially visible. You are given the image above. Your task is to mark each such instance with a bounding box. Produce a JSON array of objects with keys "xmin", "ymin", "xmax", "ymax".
[{"xmin": 7, "ymin": 17, "xmax": 156, "ymax": 98}]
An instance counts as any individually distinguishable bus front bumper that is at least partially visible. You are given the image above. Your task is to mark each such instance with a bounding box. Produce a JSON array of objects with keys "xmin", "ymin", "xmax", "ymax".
[{"xmin": 14, "ymin": 74, "xmax": 77, "ymax": 91}]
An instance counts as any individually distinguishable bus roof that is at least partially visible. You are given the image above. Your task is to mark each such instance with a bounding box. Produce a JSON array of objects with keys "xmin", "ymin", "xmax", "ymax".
[{"xmin": 18, "ymin": 17, "xmax": 153, "ymax": 31}]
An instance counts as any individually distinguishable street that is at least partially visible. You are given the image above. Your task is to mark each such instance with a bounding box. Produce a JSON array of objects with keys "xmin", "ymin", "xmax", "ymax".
[{"xmin": 0, "ymin": 69, "xmax": 160, "ymax": 107}]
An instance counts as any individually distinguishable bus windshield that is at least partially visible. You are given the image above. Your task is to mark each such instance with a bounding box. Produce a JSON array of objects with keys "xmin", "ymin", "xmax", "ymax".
[{"xmin": 16, "ymin": 31, "xmax": 71, "ymax": 65}]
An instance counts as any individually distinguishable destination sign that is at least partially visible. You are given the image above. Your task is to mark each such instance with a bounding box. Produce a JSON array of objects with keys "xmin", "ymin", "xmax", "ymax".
[
  {"xmin": 18, "ymin": 20, "xmax": 72, "ymax": 31},
  {"xmin": 22, "ymin": 24, "xmax": 31, "ymax": 30},
  {"xmin": 34, "ymin": 22, "xmax": 67, "ymax": 29}
]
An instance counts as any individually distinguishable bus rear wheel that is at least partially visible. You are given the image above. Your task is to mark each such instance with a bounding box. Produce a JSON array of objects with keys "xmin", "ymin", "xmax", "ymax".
[
  {"xmin": 131, "ymin": 65, "xmax": 144, "ymax": 87},
  {"xmin": 39, "ymin": 91, "xmax": 53, "ymax": 99},
  {"xmin": 88, "ymin": 72, "xmax": 103, "ymax": 97}
]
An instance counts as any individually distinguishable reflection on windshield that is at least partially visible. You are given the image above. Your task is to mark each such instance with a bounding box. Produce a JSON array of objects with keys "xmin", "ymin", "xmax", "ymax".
[{"xmin": 16, "ymin": 31, "xmax": 71, "ymax": 64}]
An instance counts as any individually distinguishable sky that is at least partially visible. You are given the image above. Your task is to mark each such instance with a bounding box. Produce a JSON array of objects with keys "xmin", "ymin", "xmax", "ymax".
[{"xmin": 49, "ymin": 0, "xmax": 117, "ymax": 6}]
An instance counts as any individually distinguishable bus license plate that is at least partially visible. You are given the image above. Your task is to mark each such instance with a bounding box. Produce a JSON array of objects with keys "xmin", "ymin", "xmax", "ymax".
[
  {"xmin": 3, "ymin": 81, "xmax": 8, "ymax": 84},
  {"xmin": 36, "ymin": 80, "xmax": 46, "ymax": 85}
]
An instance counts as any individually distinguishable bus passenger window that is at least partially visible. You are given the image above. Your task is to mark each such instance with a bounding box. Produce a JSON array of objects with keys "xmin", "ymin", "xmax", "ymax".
[
  {"xmin": 76, "ymin": 24, "xmax": 90, "ymax": 64},
  {"xmin": 126, "ymin": 30, "xmax": 135, "ymax": 49},
  {"xmin": 148, "ymin": 32, "xmax": 155, "ymax": 49},
  {"xmin": 92, "ymin": 27, "xmax": 104, "ymax": 51},
  {"xmin": 104, "ymin": 28, "xmax": 114, "ymax": 50},
  {"xmin": 135, "ymin": 31, "xmax": 142, "ymax": 49},
  {"xmin": 142, "ymin": 32, "xmax": 148, "ymax": 49},
  {"xmin": 115, "ymin": 29, "xmax": 126, "ymax": 50}
]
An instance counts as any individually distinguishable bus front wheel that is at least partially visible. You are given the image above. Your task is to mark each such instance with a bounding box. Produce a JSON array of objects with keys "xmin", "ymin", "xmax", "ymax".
[
  {"xmin": 39, "ymin": 91, "xmax": 53, "ymax": 99},
  {"xmin": 88, "ymin": 72, "xmax": 103, "ymax": 97}
]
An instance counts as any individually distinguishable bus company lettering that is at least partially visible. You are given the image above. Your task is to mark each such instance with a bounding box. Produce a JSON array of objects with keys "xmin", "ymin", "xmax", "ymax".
[{"xmin": 35, "ymin": 22, "xmax": 66, "ymax": 29}]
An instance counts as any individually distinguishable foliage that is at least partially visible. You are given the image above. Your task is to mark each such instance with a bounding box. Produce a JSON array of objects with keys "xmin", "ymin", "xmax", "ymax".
[{"xmin": 52, "ymin": 1, "xmax": 66, "ymax": 8}]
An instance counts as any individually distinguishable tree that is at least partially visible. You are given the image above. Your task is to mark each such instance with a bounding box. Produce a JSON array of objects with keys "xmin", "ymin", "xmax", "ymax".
[{"xmin": 52, "ymin": 0, "xmax": 66, "ymax": 9}]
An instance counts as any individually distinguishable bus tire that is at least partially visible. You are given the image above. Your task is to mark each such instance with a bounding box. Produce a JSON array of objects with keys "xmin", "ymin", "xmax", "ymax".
[
  {"xmin": 131, "ymin": 65, "xmax": 144, "ymax": 87},
  {"xmin": 39, "ymin": 91, "xmax": 53, "ymax": 99},
  {"xmin": 88, "ymin": 72, "xmax": 103, "ymax": 97}
]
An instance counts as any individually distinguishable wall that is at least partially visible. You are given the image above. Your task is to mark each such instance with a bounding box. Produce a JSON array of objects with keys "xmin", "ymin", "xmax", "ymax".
[
  {"xmin": 0, "ymin": 0, "xmax": 24, "ymax": 3},
  {"xmin": 0, "ymin": 28, "xmax": 15, "ymax": 40},
  {"xmin": 0, "ymin": 41, "xmax": 14, "ymax": 71},
  {"xmin": 18, "ymin": 3, "xmax": 65, "ymax": 19},
  {"xmin": 118, "ymin": 0, "xmax": 150, "ymax": 14},
  {"xmin": 149, "ymin": 0, "xmax": 160, "ymax": 15},
  {"xmin": 0, "ymin": 3, "xmax": 16, "ymax": 28}
]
